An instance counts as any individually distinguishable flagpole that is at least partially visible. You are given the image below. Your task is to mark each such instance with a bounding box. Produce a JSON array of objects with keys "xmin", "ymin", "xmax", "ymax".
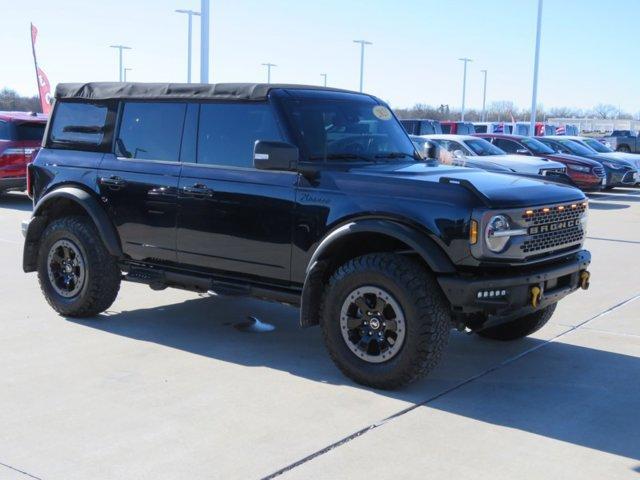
[{"xmin": 29, "ymin": 22, "xmax": 44, "ymax": 113}]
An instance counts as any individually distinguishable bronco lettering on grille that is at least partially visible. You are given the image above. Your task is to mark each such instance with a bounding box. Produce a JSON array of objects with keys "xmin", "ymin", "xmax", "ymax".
[{"xmin": 527, "ymin": 219, "xmax": 580, "ymax": 235}]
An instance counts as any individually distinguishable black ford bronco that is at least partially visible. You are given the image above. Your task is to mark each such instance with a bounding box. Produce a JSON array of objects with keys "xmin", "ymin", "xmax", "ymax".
[{"xmin": 22, "ymin": 82, "xmax": 591, "ymax": 389}]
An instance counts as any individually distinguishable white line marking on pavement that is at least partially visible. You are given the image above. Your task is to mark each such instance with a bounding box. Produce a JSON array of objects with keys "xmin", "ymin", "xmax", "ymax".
[{"xmin": 262, "ymin": 292, "xmax": 640, "ymax": 479}]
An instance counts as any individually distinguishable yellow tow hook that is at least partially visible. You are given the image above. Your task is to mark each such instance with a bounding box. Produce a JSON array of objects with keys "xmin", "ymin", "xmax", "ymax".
[
  {"xmin": 580, "ymin": 270, "xmax": 591, "ymax": 290},
  {"xmin": 530, "ymin": 286, "xmax": 542, "ymax": 308}
]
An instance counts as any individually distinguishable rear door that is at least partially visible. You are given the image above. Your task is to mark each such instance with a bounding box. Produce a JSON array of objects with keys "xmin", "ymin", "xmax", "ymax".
[
  {"xmin": 98, "ymin": 101, "xmax": 190, "ymax": 263},
  {"xmin": 176, "ymin": 101, "xmax": 296, "ymax": 284}
]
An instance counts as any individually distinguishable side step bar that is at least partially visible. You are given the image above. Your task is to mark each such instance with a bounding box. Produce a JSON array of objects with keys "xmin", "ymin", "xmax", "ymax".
[{"xmin": 123, "ymin": 265, "xmax": 301, "ymax": 306}]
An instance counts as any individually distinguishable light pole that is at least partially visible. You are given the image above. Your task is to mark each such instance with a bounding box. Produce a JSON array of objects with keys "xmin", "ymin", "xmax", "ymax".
[
  {"xmin": 320, "ymin": 73, "xmax": 327, "ymax": 87},
  {"xmin": 458, "ymin": 57, "xmax": 472, "ymax": 121},
  {"xmin": 200, "ymin": 0, "xmax": 210, "ymax": 82},
  {"xmin": 109, "ymin": 45, "xmax": 131, "ymax": 82},
  {"xmin": 124, "ymin": 67, "xmax": 132, "ymax": 82},
  {"xmin": 353, "ymin": 40, "xmax": 372, "ymax": 92},
  {"xmin": 262, "ymin": 63, "xmax": 277, "ymax": 83},
  {"xmin": 175, "ymin": 9, "xmax": 201, "ymax": 83},
  {"xmin": 480, "ymin": 69, "xmax": 488, "ymax": 122},
  {"xmin": 529, "ymin": 0, "xmax": 543, "ymax": 135}
]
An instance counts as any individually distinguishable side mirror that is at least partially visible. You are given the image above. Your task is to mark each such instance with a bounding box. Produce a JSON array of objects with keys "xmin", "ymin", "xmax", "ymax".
[
  {"xmin": 452, "ymin": 149, "xmax": 466, "ymax": 159},
  {"xmin": 253, "ymin": 140, "xmax": 299, "ymax": 171},
  {"xmin": 516, "ymin": 148, "xmax": 531, "ymax": 155}
]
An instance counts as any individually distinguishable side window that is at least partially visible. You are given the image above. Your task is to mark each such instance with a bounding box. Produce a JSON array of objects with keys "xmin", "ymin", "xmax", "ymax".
[
  {"xmin": 197, "ymin": 103, "xmax": 283, "ymax": 168},
  {"xmin": 116, "ymin": 102, "xmax": 186, "ymax": 161},
  {"xmin": 50, "ymin": 102, "xmax": 109, "ymax": 146},
  {"xmin": 493, "ymin": 139, "xmax": 518, "ymax": 153},
  {"xmin": 475, "ymin": 125, "xmax": 487, "ymax": 133},
  {"xmin": 441, "ymin": 123, "xmax": 451, "ymax": 134},
  {"xmin": 0, "ymin": 120, "xmax": 11, "ymax": 140}
]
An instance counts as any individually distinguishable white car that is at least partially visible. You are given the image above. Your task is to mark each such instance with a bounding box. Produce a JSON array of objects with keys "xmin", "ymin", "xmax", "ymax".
[{"xmin": 422, "ymin": 134, "xmax": 568, "ymax": 177}]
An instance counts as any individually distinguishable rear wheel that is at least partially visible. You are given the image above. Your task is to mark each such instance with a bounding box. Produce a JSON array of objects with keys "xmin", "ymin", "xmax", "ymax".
[
  {"xmin": 321, "ymin": 253, "xmax": 451, "ymax": 390},
  {"xmin": 617, "ymin": 145, "xmax": 631, "ymax": 153},
  {"xmin": 476, "ymin": 304, "xmax": 556, "ymax": 341},
  {"xmin": 37, "ymin": 216, "xmax": 121, "ymax": 317}
]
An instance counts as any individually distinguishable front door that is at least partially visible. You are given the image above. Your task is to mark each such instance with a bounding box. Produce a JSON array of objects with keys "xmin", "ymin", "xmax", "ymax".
[
  {"xmin": 176, "ymin": 101, "xmax": 296, "ymax": 284},
  {"xmin": 98, "ymin": 101, "xmax": 192, "ymax": 263}
]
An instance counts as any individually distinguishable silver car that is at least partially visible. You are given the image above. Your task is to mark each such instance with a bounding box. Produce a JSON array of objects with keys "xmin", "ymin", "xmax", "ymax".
[{"xmin": 422, "ymin": 134, "xmax": 568, "ymax": 177}]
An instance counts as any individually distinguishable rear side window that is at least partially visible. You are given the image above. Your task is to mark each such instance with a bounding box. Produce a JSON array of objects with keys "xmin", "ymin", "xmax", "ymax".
[
  {"xmin": 197, "ymin": 103, "xmax": 283, "ymax": 168},
  {"xmin": 16, "ymin": 122, "xmax": 46, "ymax": 141},
  {"xmin": 441, "ymin": 124, "xmax": 451, "ymax": 134},
  {"xmin": 493, "ymin": 138, "xmax": 519, "ymax": 153},
  {"xmin": 116, "ymin": 102, "xmax": 186, "ymax": 161},
  {"xmin": 50, "ymin": 102, "xmax": 109, "ymax": 146}
]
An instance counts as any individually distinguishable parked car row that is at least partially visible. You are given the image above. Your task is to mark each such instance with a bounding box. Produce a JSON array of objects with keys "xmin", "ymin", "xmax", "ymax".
[
  {"xmin": 407, "ymin": 124, "xmax": 638, "ymax": 191},
  {"xmin": 401, "ymin": 119, "xmax": 580, "ymax": 137}
]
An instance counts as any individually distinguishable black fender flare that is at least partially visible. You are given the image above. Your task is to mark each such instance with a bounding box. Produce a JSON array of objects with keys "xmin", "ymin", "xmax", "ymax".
[
  {"xmin": 299, "ymin": 219, "xmax": 456, "ymax": 327},
  {"xmin": 23, "ymin": 187, "xmax": 123, "ymax": 272}
]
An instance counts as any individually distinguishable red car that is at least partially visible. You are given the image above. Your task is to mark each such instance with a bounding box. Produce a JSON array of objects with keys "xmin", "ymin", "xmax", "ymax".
[
  {"xmin": 475, "ymin": 133, "xmax": 605, "ymax": 191},
  {"xmin": 440, "ymin": 121, "xmax": 475, "ymax": 135},
  {"xmin": 0, "ymin": 111, "xmax": 47, "ymax": 194}
]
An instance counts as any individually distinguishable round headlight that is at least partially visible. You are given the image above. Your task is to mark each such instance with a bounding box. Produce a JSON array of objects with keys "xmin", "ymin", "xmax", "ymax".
[{"xmin": 485, "ymin": 215, "xmax": 511, "ymax": 253}]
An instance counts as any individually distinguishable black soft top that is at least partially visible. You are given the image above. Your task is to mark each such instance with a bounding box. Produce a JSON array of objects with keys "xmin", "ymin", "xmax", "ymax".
[{"xmin": 55, "ymin": 82, "xmax": 359, "ymax": 102}]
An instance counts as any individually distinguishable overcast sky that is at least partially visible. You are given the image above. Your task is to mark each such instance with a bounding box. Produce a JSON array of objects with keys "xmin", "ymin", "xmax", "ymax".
[{"xmin": 1, "ymin": 0, "xmax": 638, "ymax": 112}]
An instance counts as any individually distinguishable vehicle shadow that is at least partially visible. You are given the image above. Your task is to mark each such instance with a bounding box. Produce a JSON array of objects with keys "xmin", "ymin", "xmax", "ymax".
[
  {"xmin": 68, "ymin": 294, "xmax": 640, "ymax": 463},
  {"xmin": 0, "ymin": 192, "xmax": 32, "ymax": 212},
  {"xmin": 587, "ymin": 201, "xmax": 630, "ymax": 210}
]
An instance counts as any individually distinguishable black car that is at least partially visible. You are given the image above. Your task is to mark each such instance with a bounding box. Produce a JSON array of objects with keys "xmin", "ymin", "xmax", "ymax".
[
  {"xmin": 400, "ymin": 119, "xmax": 442, "ymax": 135},
  {"xmin": 537, "ymin": 136, "xmax": 637, "ymax": 189},
  {"xmin": 22, "ymin": 82, "xmax": 591, "ymax": 389}
]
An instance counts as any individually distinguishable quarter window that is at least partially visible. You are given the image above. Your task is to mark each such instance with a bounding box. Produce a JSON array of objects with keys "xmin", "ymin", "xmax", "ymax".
[
  {"xmin": 116, "ymin": 102, "xmax": 186, "ymax": 161},
  {"xmin": 197, "ymin": 103, "xmax": 283, "ymax": 168},
  {"xmin": 50, "ymin": 102, "xmax": 108, "ymax": 146}
]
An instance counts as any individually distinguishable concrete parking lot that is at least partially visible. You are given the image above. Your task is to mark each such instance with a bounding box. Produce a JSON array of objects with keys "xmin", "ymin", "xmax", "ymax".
[{"xmin": 0, "ymin": 189, "xmax": 638, "ymax": 480}]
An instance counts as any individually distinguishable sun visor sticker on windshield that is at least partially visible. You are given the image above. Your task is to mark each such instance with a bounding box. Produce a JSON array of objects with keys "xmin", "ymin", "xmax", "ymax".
[{"xmin": 372, "ymin": 106, "xmax": 392, "ymax": 121}]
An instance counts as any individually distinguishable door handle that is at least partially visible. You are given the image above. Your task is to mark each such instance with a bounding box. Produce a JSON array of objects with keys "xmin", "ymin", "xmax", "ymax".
[
  {"xmin": 182, "ymin": 183, "xmax": 214, "ymax": 198},
  {"xmin": 99, "ymin": 175, "xmax": 127, "ymax": 189}
]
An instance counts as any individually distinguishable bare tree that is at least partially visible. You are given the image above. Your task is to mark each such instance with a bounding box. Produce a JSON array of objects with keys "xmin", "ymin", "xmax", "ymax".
[
  {"xmin": 592, "ymin": 103, "xmax": 619, "ymax": 119},
  {"xmin": 0, "ymin": 88, "xmax": 41, "ymax": 112}
]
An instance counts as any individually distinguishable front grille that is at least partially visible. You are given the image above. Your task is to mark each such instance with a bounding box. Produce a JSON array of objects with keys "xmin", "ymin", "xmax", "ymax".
[
  {"xmin": 520, "ymin": 202, "xmax": 586, "ymax": 254},
  {"xmin": 540, "ymin": 167, "xmax": 567, "ymax": 176},
  {"xmin": 592, "ymin": 166, "xmax": 605, "ymax": 178}
]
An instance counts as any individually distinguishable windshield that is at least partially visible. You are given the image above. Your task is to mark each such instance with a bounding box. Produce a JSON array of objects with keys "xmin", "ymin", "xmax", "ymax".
[
  {"xmin": 583, "ymin": 138, "xmax": 612, "ymax": 153},
  {"xmin": 464, "ymin": 139, "xmax": 505, "ymax": 156},
  {"xmin": 521, "ymin": 137, "xmax": 555, "ymax": 155},
  {"xmin": 556, "ymin": 139, "xmax": 595, "ymax": 156},
  {"xmin": 281, "ymin": 98, "xmax": 416, "ymax": 162}
]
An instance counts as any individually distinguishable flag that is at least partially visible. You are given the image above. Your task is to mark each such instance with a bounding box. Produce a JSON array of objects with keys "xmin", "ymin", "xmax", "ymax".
[
  {"xmin": 30, "ymin": 23, "xmax": 53, "ymax": 115},
  {"xmin": 556, "ymin": 125, "xmax": 566, "ymax": 135},
  {"xmin": 495, "ymin": 122, "xmax": 504, "ymax": 133}
]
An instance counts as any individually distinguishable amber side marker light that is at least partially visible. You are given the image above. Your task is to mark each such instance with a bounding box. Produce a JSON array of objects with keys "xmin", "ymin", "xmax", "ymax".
[{"xmin": 470, "ymin": 220, "xmax": 478, "ymax": 245}]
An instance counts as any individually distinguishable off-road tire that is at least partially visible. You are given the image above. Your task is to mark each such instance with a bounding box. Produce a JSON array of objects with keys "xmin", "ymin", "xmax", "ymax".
[
  {"xmin": 37, "ymin": 216, "xmax": 121, "ymax": 317},
  {"xmin": 476, "ymin": 303, "xmax": 556, "ymax": 341},
  {"xmin": 320, "ymin": 253, "xmax": 451, "ymax": 390}
]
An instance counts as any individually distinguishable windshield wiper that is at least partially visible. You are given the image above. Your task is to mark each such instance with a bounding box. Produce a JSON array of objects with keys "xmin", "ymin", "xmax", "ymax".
[
  {"xmin": 374, "ymin": 152, "xmax": 417, "ymax": 159},
  {"xmin": 309, "ymin": 153, "xmax": 373, "ymax": 162}
]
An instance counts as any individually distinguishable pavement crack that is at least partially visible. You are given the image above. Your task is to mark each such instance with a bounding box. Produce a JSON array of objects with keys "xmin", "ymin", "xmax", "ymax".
[
  {"xmin": 261, "ymin": 291, "xmax": 640, "ymax": 480},
  {"xmin": 0, "ymin": 461, "xmax": 43, "ymax": 480},
  {"xmin": 586, "ymin": 236, "xmax": 640, "ymax": 245}
]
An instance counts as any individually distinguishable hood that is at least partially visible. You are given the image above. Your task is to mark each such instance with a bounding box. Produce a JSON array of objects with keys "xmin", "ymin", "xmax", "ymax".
[
  {"xmin": 475, "ymin": 154, "xmax": 565, "ymax": 175},
  {"xmin": 546, "ymin": 152, "xmax": 601, "ymax": 168},
  {"xmin": 347, "ymin": 162, "xmax": 584, "ymax": 208},
  {"xmin": 591, "ymin": 153, "xmax": 637, "ymax": 169},
  {"xmin": 598, "ymin": 152, "xmax": 640, "ymax": 170}
]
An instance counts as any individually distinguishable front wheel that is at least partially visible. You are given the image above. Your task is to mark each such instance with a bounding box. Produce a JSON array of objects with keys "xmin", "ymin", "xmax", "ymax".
[
  {"xmin": 321, "ymin": 253, "xmax": 451, "ymax": 390},
  {"xmin": 476, "ymin": 304, "xmax": 556, "ymax": 341},
  {"xmin": 37, "ymin": 216, "xmax": 121, "ymax": 317}
]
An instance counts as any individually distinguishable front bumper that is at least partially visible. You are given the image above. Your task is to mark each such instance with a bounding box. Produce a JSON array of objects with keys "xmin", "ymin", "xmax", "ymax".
[
  {"xmin": 0, "ymin": 176, "xmax": 26, "ymax": 192},
  {"xmin": 437, "ymin": 250, "xmax": 591, "ymax": 320},
  {"xmin": 608, "ymin": 169, "xmax": 638, "ymax": 187}
]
